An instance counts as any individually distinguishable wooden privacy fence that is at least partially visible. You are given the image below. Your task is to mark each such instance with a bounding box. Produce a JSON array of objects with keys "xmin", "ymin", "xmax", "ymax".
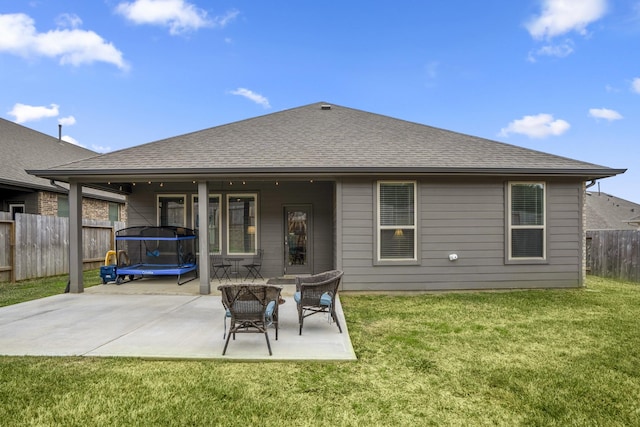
[
  {"xmin": 0, "ymin": 212, "xmax": 126, "ymax": 282},
  {"xmin": 587, "ymin": 230, "xmax": 640, "ymax": 282}
]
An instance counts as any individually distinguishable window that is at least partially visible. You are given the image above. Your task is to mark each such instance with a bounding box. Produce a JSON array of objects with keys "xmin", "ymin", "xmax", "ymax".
[
  {"xmin": 57, "ymin": 195, "xmax": 69, "ymax": 218},
  {"xmin": 193, "ymin": 195, "xmax": 221, "ymax": 254},
  {"xmin": 157, "ymin": 195, "xmax": 186, "ymax": 227},
  {"xmin": 509, "ymin": 182, "xmax": 545, "ymax": 259},
  {"xmin": 377, "ymin": 181, "xmax": 416, "ymax": 261},
  {"xmin": 9, "ymin": 204, "xmax": 25, "ymax": 220},
  {"xmin": 108, "ymin": 203, "xmax": 119, "ymax": 222},
  {"xmin": 227, "ymin": 194, "xmax": 257, "ymax": 255}
]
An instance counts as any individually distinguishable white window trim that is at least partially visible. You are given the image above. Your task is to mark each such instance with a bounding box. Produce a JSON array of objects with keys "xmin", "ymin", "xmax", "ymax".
[
  {"xmin": 8, "ymin": 203, "xmax": 25, "ymax": 215},
  {"xmin": 376, "ymin": 180, "xmax": 417, "ymax": 262},
  {"xmin": 156, "ymin": 194, "xmax": 187, "ymax": 227},
  {"xmin": 507, "ymin": 181, "xmax": 546, "ymax": 261},
  {"xmin": 192, "ymin": 194, "xmax": 222, "ymax": 254},
  {"xmin": 226, "ymin": 193, "xmax": 258, "ymax": 256}
]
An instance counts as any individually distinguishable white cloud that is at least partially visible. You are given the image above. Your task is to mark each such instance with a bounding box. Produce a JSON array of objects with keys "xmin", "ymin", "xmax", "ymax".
[
  {"xmin": 61, "ymin": 135, "xmax": 84, "ymax": 147},
  {"xmin": 589, "ymin": 108, "xmax": 623, "ymax": 121},
  {"xmin": 528, "ymin": 39, "xmax": 574, "ymax": 61},
  {"xmin": 213, "ymin": 9, "xmax": 239, "ymax": 28},
  {"xmin": 90, "ymin": 144, "xmax": 112, "ymax": 153},
  {"xmin": 58, "ymin": 115, "xmax": 76, "ymax": 126},
  {"xmin": 0, "ymin": 13, "xmax": 128, "ymax": 70},
  {"xmin": 55, "ymin": 13, "xmax": 82, "ymax": 29},
  {"xmin": 605, "ymin": 84, "xmax": 619, "ymax": 93},
  {"xmin": 229, "ymin": 88, "xmax": 271, "ymax": 108},
  {"xmin": 526, "ymin": 0, "xmax": 607, "ymax": 39},
  {"xmin": 632, "ymin": 77, "xmax": 640, "ymax": 94},
  {"xmin": 61, "ymin": 135, "xmax": 112, "ymax": 153},
  {"xmin": 116, "ymin": 0, "xmax": 236, "ymax": 35},
  {"xmin": 499, "ymin": 113, "xmax": 570, "ymax": 139},
  {"xmin": 8, "ymin": 103, "xmax": 59, "ymax": 124}
]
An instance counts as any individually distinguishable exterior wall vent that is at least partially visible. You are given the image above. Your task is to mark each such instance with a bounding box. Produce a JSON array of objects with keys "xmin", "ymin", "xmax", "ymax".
[{"xmin": 321, "ymin": 104, "xmax": 332, "ymax": 110}]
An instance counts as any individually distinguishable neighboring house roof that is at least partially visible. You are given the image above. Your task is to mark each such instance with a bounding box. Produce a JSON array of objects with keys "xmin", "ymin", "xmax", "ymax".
[
  {"xmin": 585, "ymin": 191, "xmax": 640, "ymax": 230},
  {"xmin": 30, "ymin": 102, "xmax": 625, "ymax": 182},
  {"xmin": 0, "ymin": 117, "xmax": 125, "ymax": 202}
]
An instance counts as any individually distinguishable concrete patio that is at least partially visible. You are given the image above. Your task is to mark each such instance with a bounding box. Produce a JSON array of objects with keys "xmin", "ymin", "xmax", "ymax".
[{"xmin": 0, "ymin": 278, "xmax": 356, "ymax": 361}]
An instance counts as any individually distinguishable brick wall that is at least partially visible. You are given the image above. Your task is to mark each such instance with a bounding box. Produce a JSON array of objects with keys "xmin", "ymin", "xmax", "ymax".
[
  {"xmin": 38, "ymin": 192, "xmax": 58, "ymax": 216},
  {"xmin": 120, "ymin": 202, "xmax": 128, "ymax": 223},
  {"xmin": 83, "ymin": 197, "xmax": 109, "ymax": 220},
  {"xmin": 37, "ymin": 191, "xmax": 126, "ymax": 222}
]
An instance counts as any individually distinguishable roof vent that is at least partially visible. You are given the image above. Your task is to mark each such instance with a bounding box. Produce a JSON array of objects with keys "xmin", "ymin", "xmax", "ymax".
[{"xmin": 320, "ymin": 104, "xmax": 332, "ymax": 110}]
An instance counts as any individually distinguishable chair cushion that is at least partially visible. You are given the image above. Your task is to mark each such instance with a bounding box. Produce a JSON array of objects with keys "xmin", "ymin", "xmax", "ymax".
[
  {"xmin": 226, "ymin": 309, "xmax": 231, "ymax": 317},
  {"xmin": 320, "ymin": 292, "xmax": 333, "ymax": 307},
  {"xmin": 294, "ymin": 292, "xmax": 333, "ymax": 306}
]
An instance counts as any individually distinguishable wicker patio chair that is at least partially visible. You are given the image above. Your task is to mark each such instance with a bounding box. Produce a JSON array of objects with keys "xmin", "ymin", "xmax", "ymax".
[
  {"xmin": 294, "ymin": 270, "xmax": 344, "ymax": 335},
  {"xmin": 218, "ymin": 283, "xmax": 283, "ymax": 356},
  {"xmin": 211, "ymin": 254, "xmax": 232, "ymax": 281},
  {"xmin": 243, "ymin": 249, "xmax": 264, "ymax": 281}
]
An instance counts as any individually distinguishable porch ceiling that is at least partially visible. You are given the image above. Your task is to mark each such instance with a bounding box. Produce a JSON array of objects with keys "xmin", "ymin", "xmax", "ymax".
[{"xmin": 37, "ymin": 167, "xmax": 625, "ymax": 196}]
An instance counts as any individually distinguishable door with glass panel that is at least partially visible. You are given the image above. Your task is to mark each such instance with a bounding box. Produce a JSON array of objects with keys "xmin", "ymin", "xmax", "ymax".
[{"xmin": 284, "ymin": 205, "xmax": 312, "ymax": 275}]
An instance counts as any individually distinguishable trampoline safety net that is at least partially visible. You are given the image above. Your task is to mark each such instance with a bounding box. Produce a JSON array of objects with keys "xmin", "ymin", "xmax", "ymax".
[{"xmin": 115, "ymin": 226, "xmax": 197, "ymax": 267}]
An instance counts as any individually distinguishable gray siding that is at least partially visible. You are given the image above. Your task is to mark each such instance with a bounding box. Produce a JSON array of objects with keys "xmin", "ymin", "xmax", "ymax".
[
  {"xmin": 340, "ymin": 177, "xmax": 584, "ymax": 291},
  {"xmin": 1, "ymin": 191, "xmax": 39, "ymax": 214},
  {"xmin": 125, "ymin": 176, "xmax": 584, "ymax": 290},
  {"xmin": 126, "ymin": 180, "xmax": 334, "ymax": 279}
]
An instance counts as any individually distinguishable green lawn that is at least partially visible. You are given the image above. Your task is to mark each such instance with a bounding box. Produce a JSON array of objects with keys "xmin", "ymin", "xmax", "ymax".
[
  {"xmin": 0, "ymin": 269, "xmax": 101, "ymax": 307},
  {"xmin": 1, "ymin": 276, "xmax": 639, "ymax": 426}
]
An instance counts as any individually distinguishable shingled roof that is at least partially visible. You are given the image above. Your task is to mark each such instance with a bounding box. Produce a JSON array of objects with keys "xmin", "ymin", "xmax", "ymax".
[
  {"xmin": 586, "ymin": 191, "xmax": 640, "ymax": 230},
  {"xmin": 0, "ymin": 118, "xmax": 124, "ymax": 201},
  {"xmin": 30, "ymin": 102, "xmax": 624, "ymax": 181},
  {"xmin": 0, "ymin": 117, "xmax": 99, "ymax": 191}
]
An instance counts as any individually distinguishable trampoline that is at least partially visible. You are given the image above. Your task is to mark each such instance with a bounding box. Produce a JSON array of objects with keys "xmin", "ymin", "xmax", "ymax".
[{"xmin": 115, "ymin": 226, "xmax": 198, "ymax": 285}]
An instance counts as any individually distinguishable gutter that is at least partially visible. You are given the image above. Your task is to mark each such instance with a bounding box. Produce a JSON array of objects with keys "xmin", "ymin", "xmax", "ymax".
[{"xmin": 27, "ymin": 166, "xmax": 628, "ymax": 181}]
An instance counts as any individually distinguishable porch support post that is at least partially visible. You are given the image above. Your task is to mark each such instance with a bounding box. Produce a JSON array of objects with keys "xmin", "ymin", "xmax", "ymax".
[
  {"xmin": 335, "ymin": 180, "xmax": 343, "ymax": 273},
  {"xmin": 197, "ymin": 180, "xmax": 211, "ymax": 294},
  {"xmin": 68, "ymin": 180, "xmax": 84, "ymax": 293}
]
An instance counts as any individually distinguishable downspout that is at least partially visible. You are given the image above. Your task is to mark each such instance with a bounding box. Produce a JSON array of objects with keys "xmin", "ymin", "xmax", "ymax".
[{"xmin": 50, "ymin": 179, "xmax": 68, "ymax": 192}]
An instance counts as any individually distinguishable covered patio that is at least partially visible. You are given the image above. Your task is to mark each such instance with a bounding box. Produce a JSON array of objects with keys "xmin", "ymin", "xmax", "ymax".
[{"xmin": 0, "ymin": 278, "xmax": 356, "ymax": 361}]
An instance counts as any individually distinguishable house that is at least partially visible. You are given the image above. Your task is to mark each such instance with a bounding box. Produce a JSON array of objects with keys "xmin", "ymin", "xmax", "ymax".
[
  {"xmin": 584, "ymin": 191, "xmax": 640, "ymax": 278},
  {"xmin": 585, "ymin": 191, "xmax": 640, "ymax": 230},
  {"xmin": 0, "ymin": 118, "xmax": 126, "ymax": 221},
  {"xmin": 28, "ymin": 102, "xmax": 625, "ymax": 294}
]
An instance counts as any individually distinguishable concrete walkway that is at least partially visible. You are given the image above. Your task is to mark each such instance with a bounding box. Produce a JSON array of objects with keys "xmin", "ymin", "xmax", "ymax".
[{"xmin": 0, "ymin": 283, "xmax": 356, "ymax": 361}]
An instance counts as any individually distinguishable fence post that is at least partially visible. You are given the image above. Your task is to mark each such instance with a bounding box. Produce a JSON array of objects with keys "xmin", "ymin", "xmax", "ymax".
[
  {"xmin": 0, "ymin": 219, "xmax": 16, "ymax": 283},
  {"xmin": 9, "ymin": 220, "xmax": 14, "ymax": 283}
]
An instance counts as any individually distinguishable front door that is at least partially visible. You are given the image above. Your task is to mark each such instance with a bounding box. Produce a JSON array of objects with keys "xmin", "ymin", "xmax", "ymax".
[{"xmin": 284, "ymin": 205, "xmax": 312, "ymax": 275}]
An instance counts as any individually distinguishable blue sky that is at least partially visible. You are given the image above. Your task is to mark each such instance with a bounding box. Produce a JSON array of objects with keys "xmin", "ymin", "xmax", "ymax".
[{"xmin": 1, "ymin": 1, "xmax": 639, "ymax": 201}]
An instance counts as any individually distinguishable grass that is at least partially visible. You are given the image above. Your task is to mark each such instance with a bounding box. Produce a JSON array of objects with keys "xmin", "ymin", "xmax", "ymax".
[
  {"xmin": 1, "ymin": 276, "xmax": 639, "ymax": 426},
  {"xmin": 0, "ymin": 269, "xmax": 101, "ymax": 307}
]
